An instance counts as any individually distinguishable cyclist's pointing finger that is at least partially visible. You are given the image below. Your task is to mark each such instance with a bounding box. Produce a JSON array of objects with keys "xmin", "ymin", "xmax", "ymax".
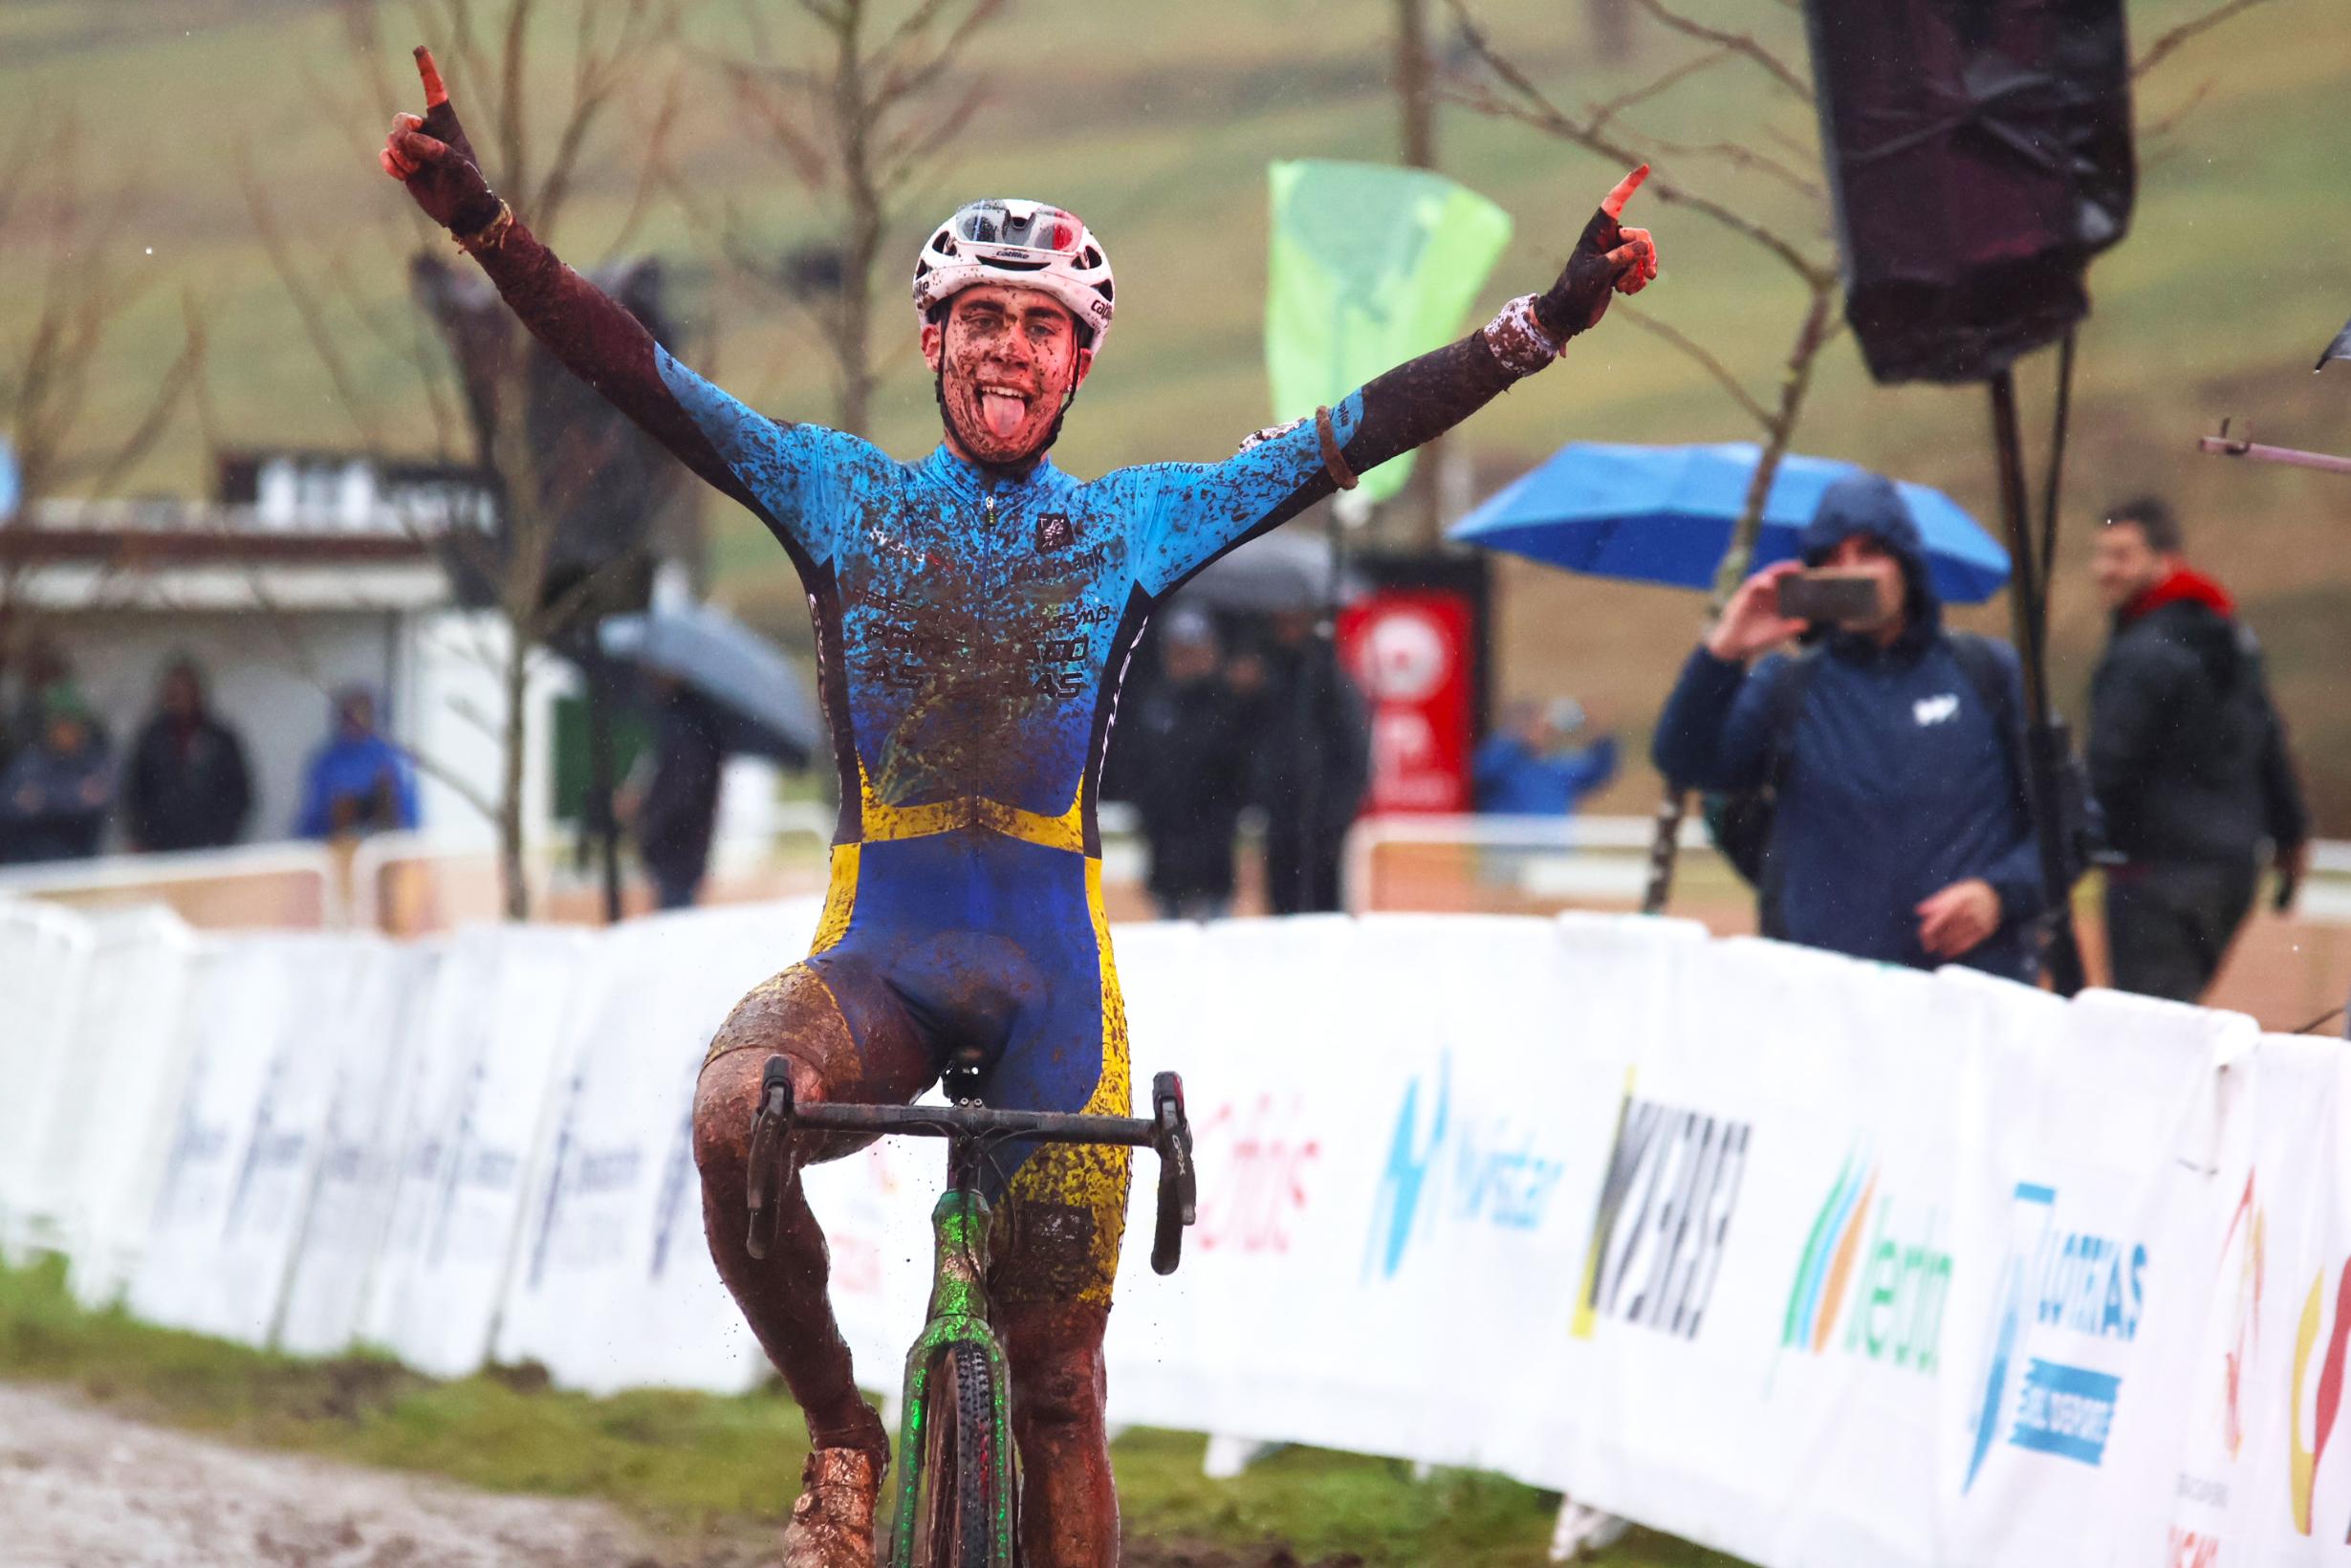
[
  {"xmin": 415, "ymin": 45, "xmax": 449, "ymax": 108},
  {"xmin": 1600, "ymin": 163, "xmax": 1650, "ymax": 221}
]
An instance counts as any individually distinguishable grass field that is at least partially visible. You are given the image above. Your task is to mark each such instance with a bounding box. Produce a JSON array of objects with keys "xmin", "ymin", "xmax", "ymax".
[{"xmin": 0, "ymin": 1253, "xmax": 1745, "ymax": 1566}]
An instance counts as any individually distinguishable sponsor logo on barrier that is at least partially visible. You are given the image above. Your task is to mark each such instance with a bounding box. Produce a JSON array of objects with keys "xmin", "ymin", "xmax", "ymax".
[
  {"xmin": 2289, "ymin": 1252, "xmax": 2351, "ymax": 1536},
  {"xmin": 649, "ymin": 1105, "xmax": 696, "ymax": 1279},
  {"xmin": 1199, "ymin": 1093, "xmax": 1319, "ymax": 1256},
  {"xmin": 1364, "ymin": 1052, "xmax": 1572, "ymax": 1280},
  {"xmin": 2164, "ymin": 1527, "xmax": 2219, "ymax": 1568},
  {"xmin": 2166, "ymin": 1171, "xmax": 2262, "ymax": 1545},
  {"xmin": 1962, "ymin": 1182, "xmax": 2147, "ymax": 1491},
  {"xmin": 1570, "ymin": 1071, "xmax": 1752, "ymax": 1341},
  {"xmin": 1779, "ymin": 1149, "xmax": 1949, "ymax": 1372}
]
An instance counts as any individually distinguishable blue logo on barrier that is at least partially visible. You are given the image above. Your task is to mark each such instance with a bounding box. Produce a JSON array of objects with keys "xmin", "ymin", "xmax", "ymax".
[
  {"xmin": 2009, "ymin": 1359, "xmax": 2122, "ymax": 1464},
  {"xmin": 1363, "ymin": 1053, "xmax": 1568, "ymax": 1280},
  {"xmin": 1964, "ymin": 1181, "xmax": 2146, "ymax": 1490}
]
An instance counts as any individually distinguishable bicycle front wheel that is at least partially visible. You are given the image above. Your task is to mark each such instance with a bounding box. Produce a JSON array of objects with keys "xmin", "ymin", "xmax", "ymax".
[{"xmin": 910, "ymin": 1341, "xmax": 1007, "ymax": 1568}]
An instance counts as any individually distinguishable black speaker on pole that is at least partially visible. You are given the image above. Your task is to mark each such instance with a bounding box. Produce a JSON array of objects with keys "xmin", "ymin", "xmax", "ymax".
[{"xmin": 1802, "ymin": 0, "xmax": 2136, "ymax": 385}]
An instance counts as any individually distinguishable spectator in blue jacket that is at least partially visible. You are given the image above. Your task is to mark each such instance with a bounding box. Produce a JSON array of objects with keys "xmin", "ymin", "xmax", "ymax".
[
  {"xmin": 1652, "ymin": 471, "xmax": 2044, "ymax": 980},
  {"xmin": 0, "ymin": 685, "xmax": 113, "ymax": 863},
  {"xmin": 1474, "ymin": 698, "xmax": 1618, "ymax": 816},
  {"xmin": 295, "ymin": 686, "xmax": 419, "ymax": 839}
]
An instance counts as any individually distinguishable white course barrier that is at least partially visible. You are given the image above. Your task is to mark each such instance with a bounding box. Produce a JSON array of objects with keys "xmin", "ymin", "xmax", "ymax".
[
  {"xmin": 60, "ymin": 907, "xmax": 202, "ymax": 1308},
  {"xmin": 12, "ymin": 895, "xmax": 2351, "ymax": 1565},
  {"xmin": 0, "ymin": 901, "xmax": 96, "ymax": 1260}
]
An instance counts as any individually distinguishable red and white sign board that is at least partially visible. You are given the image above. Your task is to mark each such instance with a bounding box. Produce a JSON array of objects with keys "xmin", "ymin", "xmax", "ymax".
[{"xmin": 1339, "ymin": 590, "xmax": 1475, "ymax": 815}]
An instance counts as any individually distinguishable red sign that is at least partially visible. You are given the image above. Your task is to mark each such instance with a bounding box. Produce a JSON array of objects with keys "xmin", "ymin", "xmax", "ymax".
[{"xmin": 1338, "ymin": 590, "xmax": 1475, "ymax": 816}]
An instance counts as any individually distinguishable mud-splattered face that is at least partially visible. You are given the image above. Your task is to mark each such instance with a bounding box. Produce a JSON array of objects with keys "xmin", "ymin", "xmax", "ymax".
[{"xmin": 923, "ymin": 284, "xmax": 1094, "ymax": 468}]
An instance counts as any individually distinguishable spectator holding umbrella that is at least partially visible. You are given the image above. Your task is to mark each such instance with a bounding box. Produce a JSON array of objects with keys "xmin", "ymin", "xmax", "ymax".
[
  {"xmin": 2087, "ymin": 495, "xmax": 2308, "ymax": 1002},
  {"xmin": 295, "ymin": 686, "xmax": 419, "ymax": 839},
  {"xmin": 125, "ymin": 658, "xmax": 253, "ymax": 853},
  {"xmin": 0, "ymin": 685, "xmax": 114, "ymax": 864},
  {"xmin": 620, "ymin": 675, "xmax": 730, "ymax": 910},
  {"xmin": 1474, "ymin": 697, "xmax": 1619, "ymax": 817}
]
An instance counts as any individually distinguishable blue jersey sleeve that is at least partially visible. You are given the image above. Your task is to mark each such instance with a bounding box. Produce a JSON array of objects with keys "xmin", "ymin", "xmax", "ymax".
[
  {"xmin": 1116, "ymin": 393, "xmax": 1366, "ymax": 597},
  {"xmin": 655, "ymin": 347, "xmax": 876, "ymax": 567}
]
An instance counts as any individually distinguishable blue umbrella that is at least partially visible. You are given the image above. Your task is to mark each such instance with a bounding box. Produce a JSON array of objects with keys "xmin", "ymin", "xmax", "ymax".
[{"xmin": 1449, "ymin": 441, "xmax": 2011, "ymax": 604}]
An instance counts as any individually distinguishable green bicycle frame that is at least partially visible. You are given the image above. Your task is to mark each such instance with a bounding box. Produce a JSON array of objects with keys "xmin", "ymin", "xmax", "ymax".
[{"xmin": 889, "ymin": 1185, "xmax": 1017, "ymax": 1567}]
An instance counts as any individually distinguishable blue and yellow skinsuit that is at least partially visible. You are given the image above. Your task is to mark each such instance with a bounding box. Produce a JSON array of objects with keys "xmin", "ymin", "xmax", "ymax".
[{"xmin": 468, "ymin": 220, "xmax": 1566, "ymax": 1307}]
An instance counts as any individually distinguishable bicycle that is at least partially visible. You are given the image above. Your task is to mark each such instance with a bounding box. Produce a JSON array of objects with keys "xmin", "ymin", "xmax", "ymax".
[{"xmin": 744, "ymin": 1049, "xmax": 1198, "ymax": 1568}]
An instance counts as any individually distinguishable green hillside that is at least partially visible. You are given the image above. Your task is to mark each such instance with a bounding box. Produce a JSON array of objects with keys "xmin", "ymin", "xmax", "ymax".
[{"xmin": 7, "ymin": 0, "xmax": 2347, "ymax": 819}]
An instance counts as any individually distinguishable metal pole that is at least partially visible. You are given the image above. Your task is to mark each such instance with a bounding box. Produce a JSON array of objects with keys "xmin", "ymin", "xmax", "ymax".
[
  {"xmin": 2195, "ymin": 430, "xmax": 2351, "ymax": 478},
  {"xmin": 1988, "ymin": 369, "xmax": 2086, "ymax": 996},
  {"xmin": 1640, "ymin": 792, "xmax": 1685, "ymax": 915},
  {"xmin": 582, "ymin": 630, "xmax": 624, "ymax": 925}
]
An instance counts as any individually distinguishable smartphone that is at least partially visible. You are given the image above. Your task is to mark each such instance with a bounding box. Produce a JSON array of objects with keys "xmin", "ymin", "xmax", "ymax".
[{"xmin": 1774, "ymin": 572, "xmax": 1881, "ymax": 623}]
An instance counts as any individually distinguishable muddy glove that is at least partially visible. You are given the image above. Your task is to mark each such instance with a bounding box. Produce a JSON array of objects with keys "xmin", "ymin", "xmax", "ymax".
[
  {"xmin": 1533, "ymin": 164, "xmax": 1659, "ymax": 338},
  {"xmin": 379, "ymin": 47, "xmax": 505, "ymax": 239}
]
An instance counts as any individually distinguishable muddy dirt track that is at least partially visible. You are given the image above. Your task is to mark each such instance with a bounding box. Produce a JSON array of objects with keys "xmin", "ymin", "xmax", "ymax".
[{"xmin": 0, "ymin": 1383, "xmax": 1354, "ymax": 1568}]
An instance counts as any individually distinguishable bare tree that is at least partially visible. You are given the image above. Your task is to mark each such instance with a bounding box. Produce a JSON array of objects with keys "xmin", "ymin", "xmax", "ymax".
[
  {"xmin": 0, "ymin": 115, "xmax": 204, "ymax": 706},
  {"xmin": 1445, "ymin": 0, "xmax": 2280, "ymax": 909},
  {"xmin": 246, "ymin": 0, "xmax": 686, "ymax": 918},
  {"xmin": 687, "ymin": 0, "xmax": 1003, "ymax": 437}
]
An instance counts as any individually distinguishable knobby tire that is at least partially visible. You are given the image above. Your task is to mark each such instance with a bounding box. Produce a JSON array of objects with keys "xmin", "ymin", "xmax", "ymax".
[{"xmin": 913, "ymin": 1342, "xmax": 1000, "ymax": 1568}]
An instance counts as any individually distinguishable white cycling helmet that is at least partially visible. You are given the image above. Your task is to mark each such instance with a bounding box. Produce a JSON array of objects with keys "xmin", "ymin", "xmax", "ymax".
[{"xmin": 912, "ymin": 199, "xmax": 1116, "ymax": 352}]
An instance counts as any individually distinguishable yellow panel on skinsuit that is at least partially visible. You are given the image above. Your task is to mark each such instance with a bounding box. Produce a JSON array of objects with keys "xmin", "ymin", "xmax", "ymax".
[
  {"xmin": 1005, "ymin": 857, "xmax": 1133, "ymax": 1306},
  {"xmin": 853, "ymin": 762, "xmax": 1087, "ymax": 854},
  {"xmin": 810, "ymin": 842, "xmax": 860, "ymax": 954}
]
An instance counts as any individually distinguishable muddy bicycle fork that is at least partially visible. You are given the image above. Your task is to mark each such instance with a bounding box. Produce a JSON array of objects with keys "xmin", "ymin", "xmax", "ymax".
[{"xmin": 745, "ymin": 1054, "xmax": 1196, "ymax": 1566}]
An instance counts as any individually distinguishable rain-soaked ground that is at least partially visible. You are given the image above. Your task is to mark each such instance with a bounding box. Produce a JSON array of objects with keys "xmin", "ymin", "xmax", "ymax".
[{"xmin": 0, "ymin": 1383, "xmax": 1354, "ymax": 1568}]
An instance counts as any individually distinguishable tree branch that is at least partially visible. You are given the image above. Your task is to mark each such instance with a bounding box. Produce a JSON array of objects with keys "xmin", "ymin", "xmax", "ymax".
[
  {"xmin": 1626, "ymin": 0, "xmax": 1809, "ymax": 100},
  {"xmin": 1628, "ymin": 130, "xmax": 1823, "ymax": 204},
  {"xmin": 1615, "ymin": 303, "xmax": 1772, "ymax": 428},
  {"xmin": 1588, "ymin": 47, "xmax": 1726, "ymax": 137},
  {"xmin": 1440, "ymin": 11, "xmax": 1833, "ymax": 287},
  {"xmin": 2138, "ymin": 76, "xmax": 2217, "ymax": 144},
  {"xmin": 2134, "ymin": 0, "xmax": 2276, "ymax": 79}
]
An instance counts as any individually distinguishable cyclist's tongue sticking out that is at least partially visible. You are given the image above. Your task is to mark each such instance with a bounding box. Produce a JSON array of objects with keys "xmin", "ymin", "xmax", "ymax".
[{"xmin": 980, "ymin": 383, "xmax": 1028, "ymax": 442}]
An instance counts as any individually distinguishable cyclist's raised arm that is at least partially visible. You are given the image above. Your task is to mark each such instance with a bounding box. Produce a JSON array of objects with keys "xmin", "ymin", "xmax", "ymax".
[
  {"xmin": 380, "ymin": 48, "xmax": 830, "ymax": 555},
  {"xmin": 1125, "ymin": 167, "xmax": 1658, "ymax": 596}
]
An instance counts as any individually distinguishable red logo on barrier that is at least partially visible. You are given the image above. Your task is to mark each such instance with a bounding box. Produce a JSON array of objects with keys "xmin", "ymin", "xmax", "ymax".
[
  {"xmin": 2164, "ymin": 1527, "xmax": 2218, "ymax": 1568},
  {"xmin": 1195, "ymin": 1093, "xmax": 1319, "ymax": 1256},
  {"xmin": 2290, "ymin": 1256, "xmax": 2351, "ymax": 1535}
]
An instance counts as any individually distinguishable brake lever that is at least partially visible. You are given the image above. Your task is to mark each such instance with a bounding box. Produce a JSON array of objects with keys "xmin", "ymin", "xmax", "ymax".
[
  {"xmin": 1150, "ymin": 1071, "xmax": 1196, "ymax": 1276},
  {"xmin": 744, "ymin": 1057, "xmax": 795, "ymax": 1260}
]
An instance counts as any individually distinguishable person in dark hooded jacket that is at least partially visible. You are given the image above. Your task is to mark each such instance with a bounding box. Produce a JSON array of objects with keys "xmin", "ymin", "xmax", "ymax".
[
  {"xmin": 623, "ymin": 676, "xmax": 730, "ymax": 910},
  {"xmin": 2087, "ymin": 496, "xmax": 2307, "ymax": 1002},
  {"xmin": 1653, "ymin": 471, "xmax": 2045, "ymax": 980}
]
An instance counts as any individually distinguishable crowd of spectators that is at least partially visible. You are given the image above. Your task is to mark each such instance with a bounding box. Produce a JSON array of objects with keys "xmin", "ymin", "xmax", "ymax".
[
  {"xmin": 1653, "ymin": 472, "xmax": 2307, "ymax": 1004},
  {"xmin": 0, "ymin": 648, "xmax": 418, "ymax": 867},
  {"xmin": 5, "ymin": 481, "xmax": 2318, "ymax": 988},
  {"xmin": 1121, "ymin": 606, "xmax": 1371, "ymax": 920}
]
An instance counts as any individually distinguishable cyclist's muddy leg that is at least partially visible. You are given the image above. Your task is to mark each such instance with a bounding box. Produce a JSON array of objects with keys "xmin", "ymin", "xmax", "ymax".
[
  {"xmin": 998, "ymin": 1298, "xmax": 1115, "ymax": 1568},
  {"xmin": 693, "ymin": 960, "xmax": 929, "ymax": 1465}
]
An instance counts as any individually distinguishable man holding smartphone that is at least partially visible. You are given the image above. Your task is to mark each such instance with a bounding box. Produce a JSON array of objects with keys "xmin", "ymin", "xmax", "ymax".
[{"xmin": 1652, "ymin": 471, "xmax": 2047, "ymax": 979}]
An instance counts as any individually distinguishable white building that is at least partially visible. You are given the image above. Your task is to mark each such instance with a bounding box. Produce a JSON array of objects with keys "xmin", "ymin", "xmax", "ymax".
[{"xmin": 7, "ymin": 462, "xmax": 572, "ymax": 855}]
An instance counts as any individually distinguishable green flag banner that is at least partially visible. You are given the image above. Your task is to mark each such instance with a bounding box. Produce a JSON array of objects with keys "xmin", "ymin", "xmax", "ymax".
[{"xmin": 1265, "ymin": 160, "xmax": 1515, "ymax": 504}]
